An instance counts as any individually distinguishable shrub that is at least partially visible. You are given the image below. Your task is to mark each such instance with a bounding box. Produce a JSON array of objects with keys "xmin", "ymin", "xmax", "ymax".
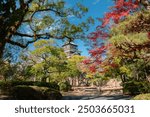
[
  {"xmin": 0, "ymin": 81, "xmax": 12, "ymax": 92},
  {"xmin": 132, "ymin": 93, "xmax": 150, "ymax": 100},
  {"xmin": 0, "ymin": 80, "xmax": 62, "ymax": 100},
  {"xmin": 11, "ymin": 85, "xmax": 44, "ymax": 100},
  {"xmin": 44, "ymin": 89, "xmax": 62, "ymax": 100},
  {"xmin": 33, "ymin": 82, "xmax": 59, "ymax": 91},
  {"xmin": 123, "ymin": 80, "xmax": 150, "ymax": 95},
  {"xmin": 58, "ymin": 81, "xmax": 71, "ymax": 92},
  {"xmin": 11, "ymin": 80, "xmax": 34, "ymax": 86},
  {"xmin": 0, "ymin": 80, "xmax": 60, "ymax": 91},
  {"xmin": 0, "ymin": 80, "xmax": 33, "ymax": 91},
  {"xmin": 10, "ymin": 85, "xmax": 62, "ymax": 100}
]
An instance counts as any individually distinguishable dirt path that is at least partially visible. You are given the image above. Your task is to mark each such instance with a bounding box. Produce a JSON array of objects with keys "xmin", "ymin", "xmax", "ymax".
[
  {"xmin": 62, "ymin": 94, "xmax": 131, "ymax": 100},
  {"xmin": 61, "ymin": 86, "xmax": 131, "ymax": 100}
]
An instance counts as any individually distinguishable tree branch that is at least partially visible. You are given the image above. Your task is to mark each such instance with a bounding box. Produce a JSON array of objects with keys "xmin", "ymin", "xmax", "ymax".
[
  {"xmin": 14, "ymin": 32, "xmax": 34, "ymax": 37},
  {"xmin": 6, "ymin": 36, "xmax": 40, "ymax": 48},
  {"xmin": 10, "ymin": 31, "xmax": 73, "ymax": 48},
  {"xmin": 30, "ymin": 8, "xmax": 65, "ymax": 17},
  {"xmin": 14, "ymin": 31, "xmax": 71, "ymax": 39}
]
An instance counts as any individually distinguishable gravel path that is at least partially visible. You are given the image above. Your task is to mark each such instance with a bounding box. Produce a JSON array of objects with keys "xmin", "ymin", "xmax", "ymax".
[{"xmin": 62, "ymin": 95, "xmax": 132, "ymax": 100}]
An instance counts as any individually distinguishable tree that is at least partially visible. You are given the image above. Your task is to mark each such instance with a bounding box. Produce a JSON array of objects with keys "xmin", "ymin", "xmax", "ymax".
[
  {"xmin": 67, "ymin": 55, "xmax": 85, "ymax": 86},
  {"xmin": 106, "ymin": 10, "xmax": 150, "ymax": 82},
  {"xmin": 67, "ymin": 55, "xmax": 85, "ymax": 77},
  {"xmin": 0, "ymin": 60, "xmax": 14, "ymax": 81},
  {"xmin": 0, "ymin": 0, "xmax": 94, "ymax": 59},
  {"xmin": 85, "ymin": 0, "xmax": 149, "ymax": 68},
  {"xmin": 84, "ymin": 0, "xmax": 150, "ymax": 83},
  {"xmin": 0, "ymin": 59, "xmax": 29, "ymax": 81},
  {"xmin": 27, "ymin": 39, "xmax": 68, "ymax": 82}
]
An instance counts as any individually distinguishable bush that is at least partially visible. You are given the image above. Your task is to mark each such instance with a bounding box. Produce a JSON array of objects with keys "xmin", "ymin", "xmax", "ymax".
[
  {"xmin": 132, "ymin": 93, "xmax": 150, "ymax": 100},
  {"xmin": 44, "ymin": 89, "xmax": 62, "ymax": 100},
  {"xmin": 123, "ymin": 80, "xmax": 150, "ymax": 95},
  {"xmin": 0, "ymin": 80, "xmax": 60, "ymax": 91},
  {"xmin": 0, "ymin": 80, "xmax": 33, "ymax": 91},
  {"xmin": 58, "ymin": 81, "xmax": 71, "ymax": 92},
  {"xmin": 11, "ymin": 85, "xmax": 62, "ymax": 100},
  {"xmin": 0, "ymin": 80, "xmax": 62, "ymax": 100},
  {"xmin": 0, "ymin": 81, "xmax": 12, "ymax": 92},
  {"xmin": 33, "ymin": 82, "xmax": 59, "ymax": 91},
  {"xmin": 11, "ymin": 85, "xmax": 43, "ymax": 100}
]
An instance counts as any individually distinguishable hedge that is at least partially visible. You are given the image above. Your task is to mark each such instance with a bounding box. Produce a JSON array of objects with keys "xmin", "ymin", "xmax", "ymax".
[
  {"xmin": 11, "ymin": 85, "xmax": 62, "ymax": 100},
  {"xmin": 123, "ymin": 80, "xmax": 150, "ymax": 95},
  {"xmin": 0, "ymin": 80, "xmax": 59, "ymax": 91},
  {"xmin": 132, "ymin": 93, "xmax": 150, "ymax": 100},
  {"xmin": 58, "ymin": 81, "xmax": 72, "ymax": 92},
  {"xmin": 0, "ymin": 80, "xmax": 62, "ymax": 100}
]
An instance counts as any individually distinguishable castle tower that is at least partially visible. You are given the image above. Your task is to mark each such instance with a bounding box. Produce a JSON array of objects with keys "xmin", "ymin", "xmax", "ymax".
[{"xmin": 62, "ymin": 40, "xmax": 80, "ymax": 58}]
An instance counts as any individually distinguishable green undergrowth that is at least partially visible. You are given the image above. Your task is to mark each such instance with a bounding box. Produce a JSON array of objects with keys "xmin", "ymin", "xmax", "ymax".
[
  {"xmin": 133, "ymin": 93, "xmax": 150, "ymax": 100},
  {"xmin": 0, "ymin": 80, "xmax": 62, "ymax": 100}
]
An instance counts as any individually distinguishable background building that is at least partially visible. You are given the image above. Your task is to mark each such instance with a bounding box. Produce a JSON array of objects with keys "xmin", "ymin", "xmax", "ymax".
[{"xmin": 62, "ymin": 40, "xmax": 80, "ymax": 58}]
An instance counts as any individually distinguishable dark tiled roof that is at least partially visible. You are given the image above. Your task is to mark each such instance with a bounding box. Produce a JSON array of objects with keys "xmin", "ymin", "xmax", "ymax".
[{"xmin": 62, "ymin": 41, "xmax": 77, "ymax": 47}]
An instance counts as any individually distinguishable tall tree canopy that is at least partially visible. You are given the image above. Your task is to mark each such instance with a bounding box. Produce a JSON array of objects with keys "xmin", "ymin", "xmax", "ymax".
[
  {"xmin": 67, "ymin": 55, "xmax": 85, "ymax": 78},
  {"xmin": 0, "ymin": 0, "xmax": 94, "ymax": 59},
  {"xmin": 26, "ymin": 39, "xmax": 68, "ymax": 82},
  {"xmin": 84, "ymin": 0, "xmax": 150, "ymax": 81}
]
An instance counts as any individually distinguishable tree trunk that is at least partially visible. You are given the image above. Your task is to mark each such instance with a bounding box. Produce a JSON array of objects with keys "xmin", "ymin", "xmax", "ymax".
[
  {"xmin": 41, "ymin": 77, "xmax": 47, "ymax": 82},
  {"xmin": 0, "ymin": 41, "xmax": 6, "ymax": 59}
]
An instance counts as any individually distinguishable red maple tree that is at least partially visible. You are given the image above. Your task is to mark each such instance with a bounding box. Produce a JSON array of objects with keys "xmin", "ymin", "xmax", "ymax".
[{"xmin": 84, "ymin": 0, "xmax": 150, "ymax": 73}]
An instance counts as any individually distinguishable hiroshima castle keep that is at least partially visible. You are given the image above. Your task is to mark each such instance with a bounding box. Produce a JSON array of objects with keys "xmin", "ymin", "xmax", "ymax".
[{"xmin": 62, "ymin": 40, "xmax": 81, "ymax": 58}]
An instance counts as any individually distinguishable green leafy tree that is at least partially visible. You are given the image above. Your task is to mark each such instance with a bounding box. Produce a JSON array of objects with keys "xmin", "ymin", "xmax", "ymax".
[
  {"xmin": 67, "ymin": 55, "xmax": 85, "ymax": 77},
  {"xmin": 0, "ymin": 60, "xmax": 19, "ymax": 81},
  {"xmin": 0, "ymin": 0, "xmax": 94, "ymax": 59},
  {"xmin": 108, "ymin": 10, "xmax": 150, "ymax": 82},
  {"xmin": 28, "ymin": 39, "xmax": 68, "ymax": 82},
  {"xmin": 67, "ymin": 55, "xmax": 86, "ymax": 86}
]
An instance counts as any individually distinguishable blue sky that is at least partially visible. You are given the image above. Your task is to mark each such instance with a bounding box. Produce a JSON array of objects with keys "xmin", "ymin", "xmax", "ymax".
[{"xmin": 63, "ymin": 0, "xmax": 114, "ymax": 56}]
